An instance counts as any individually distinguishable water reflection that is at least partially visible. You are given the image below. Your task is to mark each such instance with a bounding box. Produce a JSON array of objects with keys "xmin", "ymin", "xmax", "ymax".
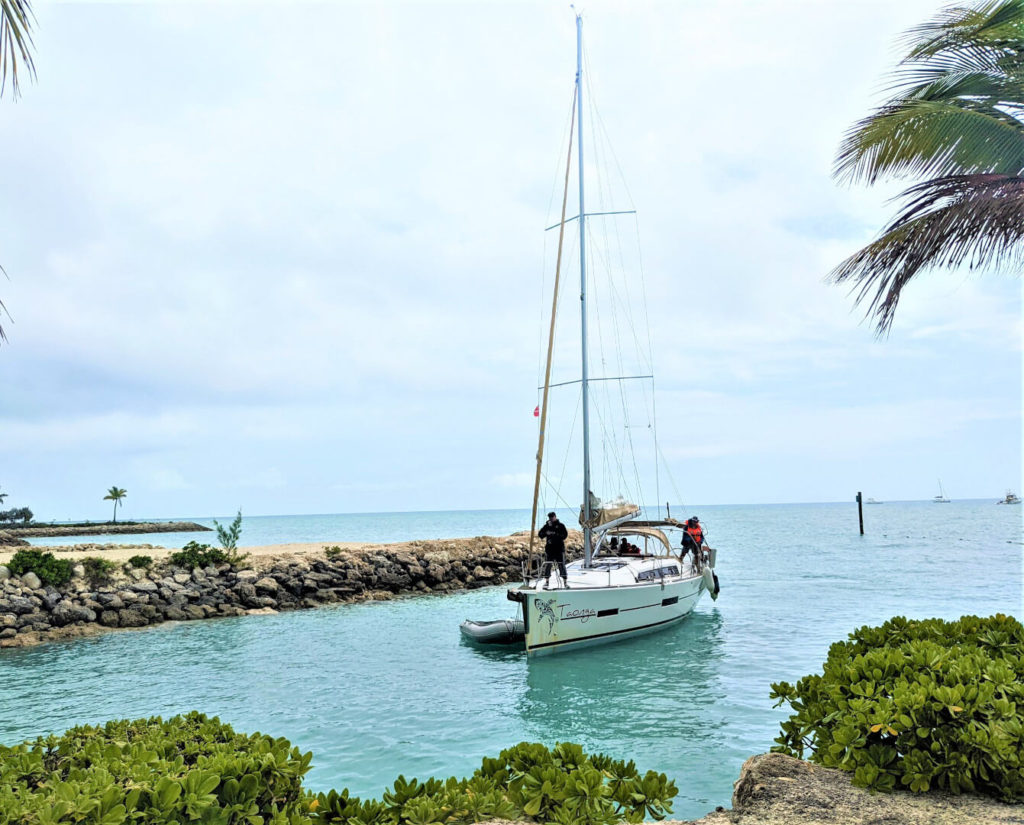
[{"xmin": 518, "ymin": 610, "xmax": 725, "ymax": 745}]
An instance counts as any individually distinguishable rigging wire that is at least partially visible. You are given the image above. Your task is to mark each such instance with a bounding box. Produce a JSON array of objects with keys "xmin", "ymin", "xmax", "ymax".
[
  {"xmin": 582, "ymin": 40, "xmax": 653, "ymax": 511},
  {"xmin": 536, "ymin": 30, "xmax": 671, "ymax": 523}
]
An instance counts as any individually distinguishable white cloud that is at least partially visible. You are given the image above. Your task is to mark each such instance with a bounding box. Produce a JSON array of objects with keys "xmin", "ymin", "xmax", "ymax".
[{"xmin": 1, "ymin": 0, "xmax": 1019, "ymax": 518}]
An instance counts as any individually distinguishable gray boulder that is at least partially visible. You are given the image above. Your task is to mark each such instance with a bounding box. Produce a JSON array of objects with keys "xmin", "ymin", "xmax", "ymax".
[
  {"xmin": 117, "ymin": 609, "xmax": 149, "ymax": 628},
  {"xmin": 7, "ymin": 596, "xmax": 36, "ymax": 615},
  {"xmin": 20, "ymin": 571, "xmax": 42, "ymax": 590},
  {"xmin": 41, "ymin": 590, "xmax": 63, "ymax": 611},
  {"xmin": 97, "ymin": 593, "xmax": 124, "ymax": 609},
  {"xmin": 98, "ymin": 610, "xmax": 120, "ymax": 628},
  {"xmin": 51, "ymin": 601, "xmax": 96, "ymax": 627},
  {"xmin": 254, "ymin": 577, "xmax": 279, "ymax": 593}
]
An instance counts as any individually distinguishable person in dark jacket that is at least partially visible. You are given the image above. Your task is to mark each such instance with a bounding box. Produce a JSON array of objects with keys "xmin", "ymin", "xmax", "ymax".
[{"xmin": 538, "ymin": 511, "xmax": 569, "ymax": 588}]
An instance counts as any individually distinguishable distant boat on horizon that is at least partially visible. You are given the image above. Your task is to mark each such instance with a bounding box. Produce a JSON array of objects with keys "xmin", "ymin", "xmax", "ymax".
[
  {"xmin": 996, "ymin": 490, "xmax": 1021, "ymax": 505},
  {"xmin": 933, "ymin": 480, "xmax": 951, "ymax": 504},
  {"xmin": 866, "ymin": 497, "xmax": 883, "ymax": 504}
]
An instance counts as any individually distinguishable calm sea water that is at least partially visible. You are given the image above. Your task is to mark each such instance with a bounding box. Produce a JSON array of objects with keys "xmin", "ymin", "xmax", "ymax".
[
  {"xmin": 3, "ymin": 501, "xmax": 1021, "ymax": 820},
  {"xmin": 26, "ymin": 508, "xmax": 554, "ymax": 548}
]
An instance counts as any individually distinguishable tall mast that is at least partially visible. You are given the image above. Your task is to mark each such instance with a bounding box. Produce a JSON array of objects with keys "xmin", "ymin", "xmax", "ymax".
[{"xmin": 576, "ymin": 13, "xmax": 594, "ymax": 568}]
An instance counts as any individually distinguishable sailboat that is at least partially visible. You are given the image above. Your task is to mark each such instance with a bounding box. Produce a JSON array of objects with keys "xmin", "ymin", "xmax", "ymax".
[
  {"xmin": 461, "ymin": 15, "xmax": 720, "ymax": 656},
  {"xmin": 933, "ymin": 480, "xmax": 951, "ymax": 503}
]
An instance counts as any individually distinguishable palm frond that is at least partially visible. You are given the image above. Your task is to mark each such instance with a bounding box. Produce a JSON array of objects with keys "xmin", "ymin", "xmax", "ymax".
[
  {"xmin": 904, "ymin": 0, "xmax": 1024, "ymax": 59},
  {"xmin": 890, "ymin": 45, "xmax": 1016, "ymax": 93},
  {"xmin": 0, "ymin": 0, "xmax": 35, "ymax": 98},
  {"xmin": 838, "ymin": 0, "xmax": 1024, "ymax": 186},
  {"xmin": 836, "ymin": 99, "xmax": 1024, "ymax": 184},
  {"xmin": 830, "ymin": 174, "xmax": 1024, "ymax": 334}
]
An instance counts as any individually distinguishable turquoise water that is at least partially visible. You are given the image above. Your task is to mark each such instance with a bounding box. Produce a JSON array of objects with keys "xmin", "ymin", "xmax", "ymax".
[
  {"xmin": 3, "ymin": 501, "xmax": 1021, "ymax": 820},
  {"xmin": 25, "ymin": 508, "xmax": 553, "ymax": 548}
]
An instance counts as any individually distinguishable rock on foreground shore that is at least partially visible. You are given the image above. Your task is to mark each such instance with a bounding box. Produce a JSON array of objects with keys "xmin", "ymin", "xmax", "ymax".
[
  {"xmin": 0, "ymin": 534, "xmax": 567, "ymax": 648},
  {"xmin": 665, "ymin": 752, "xmax": 1022, "ymax": 825}
]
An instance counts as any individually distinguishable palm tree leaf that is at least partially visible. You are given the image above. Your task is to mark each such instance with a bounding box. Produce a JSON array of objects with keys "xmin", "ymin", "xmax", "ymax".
[
  {"xmin": 890, "ymin": 44, "xmax": 1017, "ymax": 93},
  {"xmin": 0, "ymin": 0, "xmax": 35, "ymax": 98},
  {"xmin": 830, "ymin": 173, "xmax": 1024, "ymax": 334},
  {"xmin": 838, "ymin": 0, "xmax": 1024, "ymax": 185},
  {"xmin": 835, "ymin": 99, "xmax": 1024, "ymax": 184},
  {"xmin": 904, "ymin": 0, "xmax": 1024, "ymax": 59}
]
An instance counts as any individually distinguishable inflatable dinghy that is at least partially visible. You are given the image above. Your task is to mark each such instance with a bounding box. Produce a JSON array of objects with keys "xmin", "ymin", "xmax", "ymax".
[{"xmin": 459, "ymin": 618, "xmax": 525, "ymax": 646}]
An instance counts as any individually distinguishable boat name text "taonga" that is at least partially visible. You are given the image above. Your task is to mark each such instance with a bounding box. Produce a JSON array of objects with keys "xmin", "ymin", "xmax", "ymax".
[{"xmin": 559, "ymin": 604, "xmax": 598, "ymax": 623}]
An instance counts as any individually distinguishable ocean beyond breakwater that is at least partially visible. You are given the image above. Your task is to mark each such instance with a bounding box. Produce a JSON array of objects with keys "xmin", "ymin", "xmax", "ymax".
[{"xmin": 0, "ymin": 501, "xmax": 1020, "ymax": 820}]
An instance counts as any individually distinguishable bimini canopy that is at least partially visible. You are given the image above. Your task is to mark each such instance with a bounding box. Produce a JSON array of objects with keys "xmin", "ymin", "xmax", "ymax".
[{"xmin": 604, "ymin": 525, "xmax": 674, "ymax": 554}]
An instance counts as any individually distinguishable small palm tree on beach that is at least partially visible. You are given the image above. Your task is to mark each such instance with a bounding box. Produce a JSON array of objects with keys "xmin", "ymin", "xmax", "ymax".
[
  {"xmin": 831, "ymin": 0, "xmax": 1024, "ymax": 334},
  {"xmin": 103, "ymin": 487, "xmax": 127, "ymax": 523}
]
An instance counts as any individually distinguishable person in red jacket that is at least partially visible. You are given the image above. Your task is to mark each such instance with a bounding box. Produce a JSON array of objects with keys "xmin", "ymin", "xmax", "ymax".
[{"xmin": 681, "ymin": 517, "xmax": 705, "ymax": 557}]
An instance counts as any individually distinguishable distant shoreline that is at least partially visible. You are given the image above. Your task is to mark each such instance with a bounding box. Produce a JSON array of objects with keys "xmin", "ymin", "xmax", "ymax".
[{"xmin": 0, "ymin": 521, "xmax": 211, "ymax": 539}]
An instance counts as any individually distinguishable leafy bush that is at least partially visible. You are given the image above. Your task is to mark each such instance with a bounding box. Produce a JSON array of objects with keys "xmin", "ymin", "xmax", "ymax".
[
  {"xmin": 0, "ymin": 712, "xmax": 313, "ymax": 825},
  {"xmin": 169, "ymin": 541, "xmax": 247, "ymax": 570},
  {"xmin": 80, "ymin": 556, "xmax": 119, "ymax": 586},
  {"xmin": 325, "ymin": 545, "xmax": 342, "ymax": 559},
  {"xmin": 6, "ymin": 549, "xmax": 72, "ymax": 586},
  {"xmin": 213, "ymin": 509, "xmax": 243, "ymax": 551},
  {"xmin": 314, "ymin": 741, "xmax": 675, "ymax": 825},
  {"xmin": 0, "ymin": 716, "xmax": 678, "ymax": 825},
  {"xmin": 126, "ymin": 554, "xmax": 153, "ymax": 570},
  {"xmin": 771, "ymin": 613, "xmax": 1024, "ymax": 800}
]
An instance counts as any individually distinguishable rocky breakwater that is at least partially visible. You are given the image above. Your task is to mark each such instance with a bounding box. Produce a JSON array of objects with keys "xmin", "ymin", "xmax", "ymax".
[{"xmin": 0, "ymin": 533, "xmax": 580, "ymax": 649}]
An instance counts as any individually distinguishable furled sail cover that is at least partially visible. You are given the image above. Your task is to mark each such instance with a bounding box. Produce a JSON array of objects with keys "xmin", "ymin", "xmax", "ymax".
[{"xmin": 579, "ymin": 492, "xmax": 640, "ymax": 528}]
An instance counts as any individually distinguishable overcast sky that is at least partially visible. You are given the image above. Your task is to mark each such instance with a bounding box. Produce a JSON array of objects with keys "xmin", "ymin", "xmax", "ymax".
[{"xmin": 1, "ymin": 0, "xmax": 1020, "ymax": 521}]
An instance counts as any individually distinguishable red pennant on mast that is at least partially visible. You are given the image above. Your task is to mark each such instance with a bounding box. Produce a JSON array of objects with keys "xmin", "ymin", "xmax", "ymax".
[{"xmin": 533, "ymin": 405, "xmax": 540, "ymax": 418}]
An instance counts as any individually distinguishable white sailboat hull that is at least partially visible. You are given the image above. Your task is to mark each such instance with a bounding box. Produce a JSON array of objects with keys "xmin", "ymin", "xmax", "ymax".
[{"xmin": 513, "ymin": 561, "xmax": 707, "ymax": 656}]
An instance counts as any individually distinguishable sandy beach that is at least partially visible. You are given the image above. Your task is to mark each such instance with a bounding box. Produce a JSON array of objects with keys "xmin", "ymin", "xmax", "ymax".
[{"xmin": 0, "ymin": 540, "xmax": 388, "ymax": 566}]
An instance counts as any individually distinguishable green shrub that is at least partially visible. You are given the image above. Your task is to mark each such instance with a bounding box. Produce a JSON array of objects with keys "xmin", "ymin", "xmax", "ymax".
[
  {"xmin": 213, "ymin": 508, "xmax": 243, "ymax": 551},
  {"xmin": 80, "ymin": 556, "xmax": 118, "ymax": 586},
  {"xmin": 6, "ymin": 549, "xmax": 72, "ymax": 586},
  {"xmin": 126, "ymin": 554, "xmax": 153, "ymax": 570},
  {"xmin": 0, "ymin": 716, "xmax": 678, "ymax": 825},
  {"xmin": 325, "ymin": 545, "xmax": 342, "ymax": 558},
  {"xmin": 771, "ymin": 613, "xmax": 1024, "ymax": 800},
  {"xmin": 169, "ymin": 541, "xmax": 248, "ymax": 570},
  {"xmin": 314, "ymin": 741, "xmax": 675, "ymax": 825},
  {"xmin": 0, "ymin": 712, "xmax": 313, "ymax": 825}
]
